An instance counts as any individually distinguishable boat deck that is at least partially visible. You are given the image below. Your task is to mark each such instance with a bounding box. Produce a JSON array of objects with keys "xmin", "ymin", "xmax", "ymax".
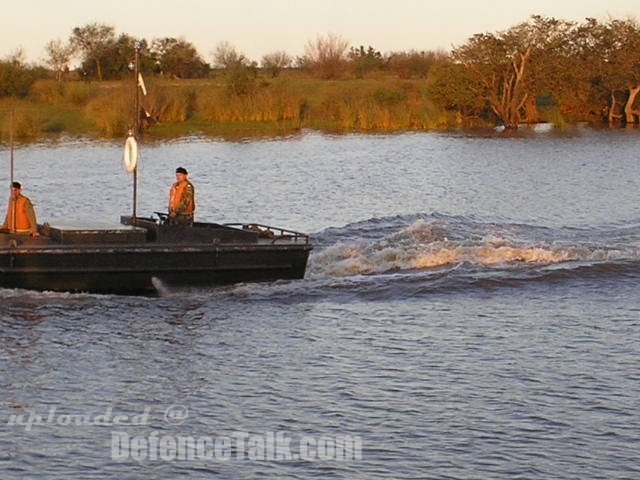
[{"xmin": 1, "ymin": 216, "xmax": 310, "ymax": 248}]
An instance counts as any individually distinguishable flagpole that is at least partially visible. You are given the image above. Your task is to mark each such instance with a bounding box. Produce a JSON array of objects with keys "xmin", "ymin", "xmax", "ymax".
[
  {"xmin": 132, "ymin": 42, "xmax": 140, "ymax": 223},
  {"xmin": 9, "ymin": 107, "xmax": 16, "ymax": 233},
  {"xmin": 9, "ymin": 108, "xmax": 15, "ymax": 184}
]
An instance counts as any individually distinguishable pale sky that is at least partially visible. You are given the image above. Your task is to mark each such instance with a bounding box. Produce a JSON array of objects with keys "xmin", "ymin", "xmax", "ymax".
[{"xmin": 2, "ymin": 0, "xmax": 638, "ymax": 65}]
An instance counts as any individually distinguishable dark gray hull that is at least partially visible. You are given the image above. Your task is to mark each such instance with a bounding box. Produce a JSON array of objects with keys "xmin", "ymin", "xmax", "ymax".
[{"xmin": 0, "ymin": 218, "xmax": 312, "ymax": 294}]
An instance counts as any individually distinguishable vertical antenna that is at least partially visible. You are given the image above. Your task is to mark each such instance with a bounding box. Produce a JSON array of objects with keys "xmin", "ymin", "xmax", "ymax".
[
  {"xmin": 132, "ymin": 42, "xmax": 140, "ymax": 222},
  {"xmin": 9, "ymin": 108, "xmax": 16, "ymax": 233},
  {"xmin": 9, "ymin": 108, "xmax": 15, "ymax": 184}
]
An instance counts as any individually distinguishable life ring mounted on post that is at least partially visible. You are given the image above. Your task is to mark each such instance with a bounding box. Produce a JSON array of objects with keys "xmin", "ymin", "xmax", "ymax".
[{"xmin": 123, "ymin": 135, "xmax": 138, "ymax": 172}]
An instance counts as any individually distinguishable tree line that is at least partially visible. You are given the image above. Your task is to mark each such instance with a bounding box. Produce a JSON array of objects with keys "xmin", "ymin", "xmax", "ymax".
[
  {"xmin": 1, "ymin": 24, "xmax": 443, "ymax": 83},
  {"xmin": 2, "ymin": 15, "xmax": 640, "ymax": 129},
  {"xmin": 429, "ymin": 15, "xmax": 640, "ymax": 128}
]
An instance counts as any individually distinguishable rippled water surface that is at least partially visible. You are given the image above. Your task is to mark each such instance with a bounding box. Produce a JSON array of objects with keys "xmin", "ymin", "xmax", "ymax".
[{"xmin": 1, "ymin": 127, "xmax": 640, "ymax": 479}]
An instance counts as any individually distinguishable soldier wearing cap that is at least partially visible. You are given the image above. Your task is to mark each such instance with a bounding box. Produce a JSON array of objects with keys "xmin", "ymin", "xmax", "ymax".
[
  {"xmin": 168, "ymin": 167, "xmax": 195, "ymax": 225},
  {"xmin": 1, "ymin": 182, "xmax": 40, "ymax": 236}
]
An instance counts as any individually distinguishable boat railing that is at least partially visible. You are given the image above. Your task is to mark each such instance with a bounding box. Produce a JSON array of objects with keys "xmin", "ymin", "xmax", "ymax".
[{"xmin": 223, "ymin": 223, "xmax": 311, "ymax": 244}]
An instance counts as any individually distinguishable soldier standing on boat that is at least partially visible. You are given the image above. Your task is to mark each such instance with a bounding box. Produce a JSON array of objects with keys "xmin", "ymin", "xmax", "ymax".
[
  {"xmin": 168, "ymin": 167, "xmax": 195, "ymax": 225},
  {"xmin": 0, "ymin": 182, "xmax": 40, "ymax": 236}
]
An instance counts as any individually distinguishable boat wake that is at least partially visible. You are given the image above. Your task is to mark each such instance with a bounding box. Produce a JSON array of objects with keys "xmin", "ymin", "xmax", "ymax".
[
  {"xmin": 5, "ymin": 213, "xmax": 640, "ymax": 302},
  {"xmin": 308, "ymin": 214, "xmax": 639, "ymax": 277},
  {"xmin": 212, "ymin": 213, "xmax": 640, "ymax": 301}
]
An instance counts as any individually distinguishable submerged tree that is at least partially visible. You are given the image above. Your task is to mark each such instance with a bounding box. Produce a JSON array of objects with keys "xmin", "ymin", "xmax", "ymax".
[
  {"xmin": 450, "ymin": 16, "xmax": 584, "ymax": 128},
  {"xmin": 453, "ymin": 31, "xmax": 532, "ymax": 128},
  {"xmin": 448, "ymin": 15, "xmax": 640, "ymax": 127},
  {"xmin": 600, "ymin": 18, "xmax": 640, "ymax": 124}
]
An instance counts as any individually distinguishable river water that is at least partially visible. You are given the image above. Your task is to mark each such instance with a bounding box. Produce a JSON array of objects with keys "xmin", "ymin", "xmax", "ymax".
[{"xmin": 1, "ymin": 127, "xmax": 639, "ymax": 479}]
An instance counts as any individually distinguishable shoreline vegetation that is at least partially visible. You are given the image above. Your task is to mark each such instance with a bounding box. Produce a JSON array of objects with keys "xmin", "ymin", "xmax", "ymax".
[
  {"xmin": 2, "ymin": 14, "xmax": 640, "ymax": 143},
  {"xmin": 0, "ymin": 74, "xmax": 477, "ymax": 143}
]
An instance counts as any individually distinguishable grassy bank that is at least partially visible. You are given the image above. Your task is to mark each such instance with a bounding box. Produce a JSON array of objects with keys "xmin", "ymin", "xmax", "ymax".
[{"xmin": 0, "ymin": 73, "xmax": 468, "ymax": 142}]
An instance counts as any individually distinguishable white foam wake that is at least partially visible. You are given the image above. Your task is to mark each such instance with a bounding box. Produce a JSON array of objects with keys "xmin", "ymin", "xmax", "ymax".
[{"xmin": 309, "ymin": 219, "xmax": 632, "ymax": 278}]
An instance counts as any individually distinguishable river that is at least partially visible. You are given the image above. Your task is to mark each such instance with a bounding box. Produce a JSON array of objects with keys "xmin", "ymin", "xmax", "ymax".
[{"xmin": 1, "ymin": 126, "xmax": 639, "ymax": 479}]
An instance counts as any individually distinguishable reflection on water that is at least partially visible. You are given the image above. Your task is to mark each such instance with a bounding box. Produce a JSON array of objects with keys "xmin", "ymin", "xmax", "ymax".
[{"xmin": 1, "ymin": 129, "xmax": 640, "ymax": 479}]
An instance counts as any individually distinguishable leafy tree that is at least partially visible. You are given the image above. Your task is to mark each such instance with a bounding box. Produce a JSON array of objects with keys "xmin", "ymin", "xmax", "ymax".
[
  {"xmin": 77, "ymin": 35, "xmax": 151, "ymax": 80},
  {"xmin": 596, "ymin": 18, "xmax": 640, "ymax": 123},
  {"xmin": 503, "ymin": 16, "xmax": 576, "ymax": 122},
  {"xmin": 451, "ymin": 16, "xmax": 579, "ymax": 128},
  {"xmin": 449, "ymin": 15, "xmax": 640, "ymax": 126},
  {"xmin": 70, "ymin": 23, "xmax": 116, "ymax": 81},
  {"xmin": 0, "ymin": 50, "xmax": 46, "ymax": 97},
  {"xmin": 348, "ymin": 45, "xmax": 383, "ymax": 78},
  {"xmin": 526, "ymin": 17, "xmax": 597, "ymax": 122},
  {"xmin": 261, "ymin": 51, "xmax": 292, "ymax": 77},
  {"xmin": 211, "ymin": 41, "xmax": 258, "ymax": 94},
  {"xmin": 151, "ymin": 38, "xmax": 209, "ymax": 78},
  {"xmin": 558, "ymin": 17, "xmax": 640, "ymax": 124},
  {"xmin": 427, "ymin": 59, "xmax": 488, "ymax": 119},
  {"xmin": 453, "ymin": 30, "xmax": 533, "ymax": 128}
]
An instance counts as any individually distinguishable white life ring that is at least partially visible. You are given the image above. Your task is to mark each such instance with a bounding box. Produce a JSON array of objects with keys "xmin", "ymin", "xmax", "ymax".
[{"xmin": 123, "ymin": 135, "xmax": 138, "ymax": 172}]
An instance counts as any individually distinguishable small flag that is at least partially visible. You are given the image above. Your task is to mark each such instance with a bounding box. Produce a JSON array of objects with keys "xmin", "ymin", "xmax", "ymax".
[{"xmin": 137, "ymin": 73, "xmax": 147, "ymax": 96}]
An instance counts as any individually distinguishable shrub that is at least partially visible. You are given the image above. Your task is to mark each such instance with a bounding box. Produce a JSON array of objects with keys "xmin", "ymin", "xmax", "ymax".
[
  {"xmin": 64, "ymin": 82, "xmax": 95, "ymax": 106},
  {"xmin": 29, "ymin": 80, "xmax": 64, "ymax": 104},
  {"xmin": 84, "ymin": 89, "xmax": 130, "ymax": 136},
  {"xmin": 198, "ymin": 82, "xmax": 301, "ymax": 123},
  {"xmin": 144, "ymin": 83, "xmax": 195, "ymax": 122},
  {"xmin": 304, "ymin": 34, "xmax": 350, "ymax": 79},
  {"xmin": 0, "ymin": 59, "xmax": 45, "ymax": 97}
]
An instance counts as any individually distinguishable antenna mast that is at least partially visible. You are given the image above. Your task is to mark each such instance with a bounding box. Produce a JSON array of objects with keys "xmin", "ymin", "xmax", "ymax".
[
  {"xmin": 132, "ymin": 41, "xmax": 140, "ymax": 222},
  {"xmin": 9, "ymin": 108, "xmax": 16, "ymax": 233}
]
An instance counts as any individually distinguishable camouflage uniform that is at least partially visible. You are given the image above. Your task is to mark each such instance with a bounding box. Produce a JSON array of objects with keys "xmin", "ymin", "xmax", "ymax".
[{"xmin": 168, "ymin": 180, "xmax": 195, "ymax": 225}]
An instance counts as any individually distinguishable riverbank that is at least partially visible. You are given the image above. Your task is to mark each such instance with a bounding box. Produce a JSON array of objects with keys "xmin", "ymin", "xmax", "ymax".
[{"xmin": 1, "ymin": 73, "xmax": 481, "ymax": 142}]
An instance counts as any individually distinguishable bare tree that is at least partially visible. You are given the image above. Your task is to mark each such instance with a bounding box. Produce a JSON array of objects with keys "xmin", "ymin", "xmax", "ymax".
[
  {"xmin": 2, "ymin": 48, "xmax": 26, "ymax": 67},
  {"xmin": 44, "ymin": 39, "xmax": 73, "ymax": 82},
  {"xmin": 261, "ymin": 51, "xmax": 292, "ymax": 77},
  {"xmin": 304, "ymin": 33, "xmax": 349, "ymax": 79},
  {"xmin": 212, "ymin": 41, "xmax": 247, "ymax": 69}
]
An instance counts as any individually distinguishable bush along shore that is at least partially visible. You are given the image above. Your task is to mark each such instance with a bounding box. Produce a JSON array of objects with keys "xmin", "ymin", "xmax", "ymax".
[{"xmin": 0, "ymin": 74, "xmax": 470, "ymax": 142}]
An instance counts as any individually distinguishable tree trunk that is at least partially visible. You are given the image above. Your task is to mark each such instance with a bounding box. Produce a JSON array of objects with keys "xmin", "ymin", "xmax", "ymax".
[
  {"xmin": 95, "ymin": 57, "xmax": 103, "ymax": 81},
  {"xmin": 489, "ymin": 47, "xmax": 532, "ymax": 129},
  {"xmin": 608, "ymin": 91, "xmax": 623, "ymax": 124},
  {"xmin": 624, "ymin": 85, "xmax": 640, "ymax": 124},
  {"xmin": 522, "ymin": 95, "xmax": 539, "ymax": 123}
]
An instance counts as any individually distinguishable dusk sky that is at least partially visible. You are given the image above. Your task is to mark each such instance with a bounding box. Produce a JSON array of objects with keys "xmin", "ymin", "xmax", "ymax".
[{"xmin": 2, "ymin": 0, "xmax": 638, "ymax": 64}]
